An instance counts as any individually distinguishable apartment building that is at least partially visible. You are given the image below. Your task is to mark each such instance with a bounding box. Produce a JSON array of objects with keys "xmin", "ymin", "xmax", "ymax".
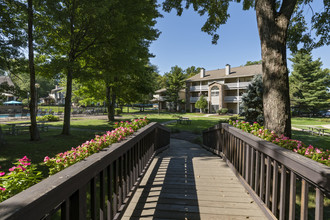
[
  {"xmin": 152, "ymin": 88, "xmax": 186, "ymax": 111},
  {"xmin": 186, "ymin": 64, "xmax": 262, "ymax": 114}
]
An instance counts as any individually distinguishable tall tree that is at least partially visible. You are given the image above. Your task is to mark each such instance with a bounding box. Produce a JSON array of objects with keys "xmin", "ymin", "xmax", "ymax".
[
  {"xmin": 165, "ymin": 65, "xmax": 185, "ymax": 111},
  {"xmin": 163, "ymin": 0, "xmax": 329, "ymax": 137},
  {"xmin": 27, "ymin": 0, "xmax": 40, "ymax": 140},
  {"xmin": 184, "ymin": 66, "xmax": 201, "ymax": 78},
  {"xmin": 289, "ymin": 51, "xmax": 330, "ymax": 116},
  {"xmin": 0, "ymin": 0, "xmax": 26, "ymax": 74},
  {"xmin": 245, "ymin": 60, "xmax": 262, "ymax": 66},
  {"xmin": 36, "ymin": 0, "xmax": 108, "ymax": 134},
  {"xmin": 85, "ymin": 0, "xmax": 160, "ymax": 121}
]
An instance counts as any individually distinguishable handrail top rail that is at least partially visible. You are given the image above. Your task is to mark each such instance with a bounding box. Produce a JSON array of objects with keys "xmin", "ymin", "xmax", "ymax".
[
  {"xmin": 0, "ymin": 122, "xmax": 169, "ymax": 219},
  {"xmin": 203, "ymin": 123, "xmax": 330, "ymax": 193}
]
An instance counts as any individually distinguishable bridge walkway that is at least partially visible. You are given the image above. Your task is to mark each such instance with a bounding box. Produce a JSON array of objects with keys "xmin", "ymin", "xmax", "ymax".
[{"xmin": 123, "ymin": 138, "xmax": 266, "ymax": 219}]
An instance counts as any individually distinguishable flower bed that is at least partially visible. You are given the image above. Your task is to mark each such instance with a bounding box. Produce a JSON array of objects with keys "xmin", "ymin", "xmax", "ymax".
[
  {"xmin": 229, "ymin": 120, "xmax": 330, "ymax": 166},
  {"xmin": 0, "ymin": 117, "xmax": 149, "ymax": 202}
]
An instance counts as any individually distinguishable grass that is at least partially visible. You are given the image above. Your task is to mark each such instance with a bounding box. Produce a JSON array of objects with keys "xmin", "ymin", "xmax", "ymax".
[
  {"xmin": 292, "ymin": 130, "xmax": 330, "ymax": 150},
  {"xmin": 165, "ymin": 116, "xmax": 225, "ymax": 133},
  {"xmin": 292, "ymin": 117, "xmax": 330, "ymax": 125},
  {"xmin": 0, "ymin": 129, "xmax": 98, "ymax": 175}
]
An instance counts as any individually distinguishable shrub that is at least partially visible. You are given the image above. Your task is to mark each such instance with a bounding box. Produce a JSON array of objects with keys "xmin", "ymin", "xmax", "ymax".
[
  {"xmin": 220, "ymin": 108, "xmax": 228, "ymax": 114},
  {"xmin": 44, "ymin": 117, "xmax": 149, "ymax": 175},
  {"xmin": 229, "ymin": 120, "xmax": 330, "ymax": 166},
  {"xmin": 0, "ymin": 157, "xmax": 43, "ymax": 202},
  {"xmin": 37, "ymin": 115, "xmax": 60, "ymax": 122},
  {"xmin": 115, "ymin": 108, "xmax": 122, "ymax": 115}
]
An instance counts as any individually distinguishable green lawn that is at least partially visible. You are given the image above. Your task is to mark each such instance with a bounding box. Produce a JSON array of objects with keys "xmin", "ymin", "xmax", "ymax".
[
  {"xmin": 292, "ymin": 130, "xmax": 330, "ymax": 150},
  {"xmin": 292, "ymin": 117, "xmax": 330, "ymax": 126},
  {"xmin": 0, "ymin": 130, "xmax": 98, "ymax": 175}
]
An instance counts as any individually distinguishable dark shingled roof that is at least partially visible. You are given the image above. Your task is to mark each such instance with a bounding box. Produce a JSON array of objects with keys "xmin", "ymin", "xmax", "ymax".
[{"xmin": 186, "ymin": 64, "xmax": 262, "ymax": 82}]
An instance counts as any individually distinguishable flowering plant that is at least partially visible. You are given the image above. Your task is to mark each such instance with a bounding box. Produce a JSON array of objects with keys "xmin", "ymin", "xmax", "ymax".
[
  {"xmin": 44, "ymin": 117, "xmax": 149, "ymax": 175},
  {"xmin": 229, "ymin": 120, "xmax": 330, "ymax": 166},
  {"xmin": 0, "ymin": 157, "xmax": 43, "ymax": 202}
]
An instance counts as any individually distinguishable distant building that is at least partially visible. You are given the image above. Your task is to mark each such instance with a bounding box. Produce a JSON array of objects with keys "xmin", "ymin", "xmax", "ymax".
[
  {"xmin": 186, "ymin": 64, "xmax": 262, "ymax": 114},
  {"xmin": 0, "ymin": 76, "xmax": 17, "ymax": 102},
  {"xmin": 45, "ymin": 85, "xmax": 65, "ymax": 105},
  {"xmin": 151, "ymin": 88, "xmax": 186, "ymax": 111}
]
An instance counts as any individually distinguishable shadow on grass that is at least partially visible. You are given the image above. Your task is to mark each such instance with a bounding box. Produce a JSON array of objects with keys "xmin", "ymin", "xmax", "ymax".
[
  {"xmin": 0, "ymin": 129, "xmax": 99, "ymax": 176},
  {"xmin": 292, "ymin": 130, "xmax": 330, "ymax": 150}
]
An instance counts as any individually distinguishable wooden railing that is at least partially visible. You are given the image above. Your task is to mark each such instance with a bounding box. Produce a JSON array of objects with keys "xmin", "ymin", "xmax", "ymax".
[
  {"xmin": 0, "ymin": 122, "xmax": 170, "ymax": 220},
  {"xmin": 203, "ymin": 123, "xmax": 330, "ymax": 220}
]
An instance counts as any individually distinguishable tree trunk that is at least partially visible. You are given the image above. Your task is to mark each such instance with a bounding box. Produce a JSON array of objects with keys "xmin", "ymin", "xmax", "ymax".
[
  {"xmin": 256, "ymin": 0, "xmax": 296, "ymax": 137},
  {"xmin": 106, "ymin": 85, "xmax": 112, "ymax": 121},
  {"xmin": 0, "ymin": 127, "xmax": 5, "ymax": 146},
  {"xmin": 62, "ymin": 4, "xmax": 75, "ymax": 135},
  {"xmin": 28, "ymin": 0, "xmax": 40, "ymax": 141},
  {"xmin": 110, "ymin": 86, "xmax": 116, "ymax": 121},
  {"xmin": 62, "ymin": 67, "xmax": 73, "ymax": 135}
]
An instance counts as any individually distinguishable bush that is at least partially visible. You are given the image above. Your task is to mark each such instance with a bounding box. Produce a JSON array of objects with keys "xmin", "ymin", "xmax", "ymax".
[
  {"xmin": 219, "ymin": 108, "xmax": 228, "ymax": 114},
  {"xmin": 0, "ymin": 157, "xmax": 43, "ymax": 202},
  {"xmin": 115, "ymin": 108, "xmax": 122, "ymax": 115},
  {"xmin": 37, "ymin": 115, "xmax": 60, "ymax": 122},
  {"xmin": 229, "ymin": 120, "xmax": 330, "ymax": 166}
]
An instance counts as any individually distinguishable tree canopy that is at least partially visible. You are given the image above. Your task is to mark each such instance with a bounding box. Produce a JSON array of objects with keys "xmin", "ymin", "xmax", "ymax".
[
  {"xmin": 195, "ymin": 95, "xmax": 208, "ymax": 113},
  {"xmin": 165, "ymin": 66, "xmax": 186, "ymax": 111},
  {"xmin": 240, "ymin": 75, "xmax": 264, "ymax": 124},
  {"xmin": 289, "ymin": 51, "xmax": 330, "ymax": 115}
]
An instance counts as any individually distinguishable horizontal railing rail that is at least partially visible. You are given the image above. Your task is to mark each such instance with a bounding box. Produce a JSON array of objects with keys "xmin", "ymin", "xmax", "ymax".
[
  {"xmin": 0, "ymin": 122, "xmax": 170, "ymax": 220},
  {"xmin": 202, "ymin": 123, "xmax": 330, "ymax": 220}
]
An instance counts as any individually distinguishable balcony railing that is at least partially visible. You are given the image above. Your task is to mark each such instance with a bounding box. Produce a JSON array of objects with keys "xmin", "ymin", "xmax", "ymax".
[
  {"xmin": 190, "ymin": 96, "xmax": 209, "ymax": 103},
  {"xmin": 0, "ymin": 123, "xmax": 170, "ymax": 220},
  {"xmin": 225, "ymin": 82, "xmax": 250, "ymax": 89},
  {"xmin": 224, "ymin": 96, "xmax": 241, "ymax": 102},
  {"xmin": 190, "ymin": 85, "xmax": 208, "ymax": 92}
]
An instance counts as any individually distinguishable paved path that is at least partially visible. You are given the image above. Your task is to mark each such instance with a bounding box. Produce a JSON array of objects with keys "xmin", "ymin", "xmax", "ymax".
[{"xmin": 123, "ymin": 139, "xmax": 266, "ymax": 219}]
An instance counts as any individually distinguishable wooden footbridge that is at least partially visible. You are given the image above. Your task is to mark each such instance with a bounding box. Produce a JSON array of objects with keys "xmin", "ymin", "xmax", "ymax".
[
  {"xmin": 0, "ymin": 122, "xmax": 329, "ymax": 220},
  {"xmin": 123, "ymin": 138, "xmax": 266, "ymax": 219}
]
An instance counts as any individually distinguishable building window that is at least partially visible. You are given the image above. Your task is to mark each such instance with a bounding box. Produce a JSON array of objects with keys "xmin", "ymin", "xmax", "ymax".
[{"xmin": 210, "ymin": 86, "xmax": 219, "ymax": 97}]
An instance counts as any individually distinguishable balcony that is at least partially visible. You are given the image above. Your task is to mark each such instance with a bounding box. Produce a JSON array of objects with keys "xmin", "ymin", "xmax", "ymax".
[
  {"xmin": 190, "ymin": 85, "xmax": 208, "ymax": 92},
  {"xmin": 190, "ymin": 96, "xmax": 208, "ymax": 103},
  {"xmin": 225, "ymin": 82, "xmax": 250, "ymax": 90},
  {"xmin": 224, "ymin": 96, "xmax": 241, "ymax": 102}
]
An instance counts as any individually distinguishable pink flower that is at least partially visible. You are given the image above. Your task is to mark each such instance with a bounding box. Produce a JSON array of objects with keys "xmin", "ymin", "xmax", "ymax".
[
  {"xmin": 315, "ymin": 148, "xmax": 322, "ymax": 154},
  {"xmin": 0, "ymin": 187, "xmax": 6, "ymax": 191},
  {"xmin": 17, "ymin": 165, "xmax": 26, "ymax": 171},
  {"xmin": 9, "ymin": 166, "xmax": 16, "ymax": 172},
  {"xmin": 19, "ymin": 156, "xmax": 31, "ymax": 162},
  {"xmin": 0, "ymin": 172, "xmax": 5, "ymax": 176},
  {"xmin": 21, "ymin": 162, "xmax": 31, "ymax": 166},
  {"xmin": 44, "ymin": 156, "xmax": 51, "ymax": 162}
]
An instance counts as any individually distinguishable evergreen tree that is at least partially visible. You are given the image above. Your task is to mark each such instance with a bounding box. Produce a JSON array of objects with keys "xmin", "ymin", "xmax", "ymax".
[
  {"xmin": 240, "ymin": 75, "xmax": 264, "ymax": 124},
  {"xmin": 165, "ymin": 66, "xmax": 185, "ymax": 111},
  {"xmin": 289, "ymin": 52, "xmax": 330, "ymax": 116},
  {"xmin": 195, "ymin": 95, "xmax": 208, "ymax": 113}
]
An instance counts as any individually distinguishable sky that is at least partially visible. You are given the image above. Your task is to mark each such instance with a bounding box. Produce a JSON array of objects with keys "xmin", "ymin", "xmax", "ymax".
[{"xmin": 149, "ymin": 2, "xmax": 330, "ymax": 75}]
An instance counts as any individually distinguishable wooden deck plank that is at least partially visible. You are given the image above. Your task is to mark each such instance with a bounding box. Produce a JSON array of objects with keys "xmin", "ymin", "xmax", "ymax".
[{"xmin": 123, "ymin": 138, "xmax": 267, "ymax": 219}]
